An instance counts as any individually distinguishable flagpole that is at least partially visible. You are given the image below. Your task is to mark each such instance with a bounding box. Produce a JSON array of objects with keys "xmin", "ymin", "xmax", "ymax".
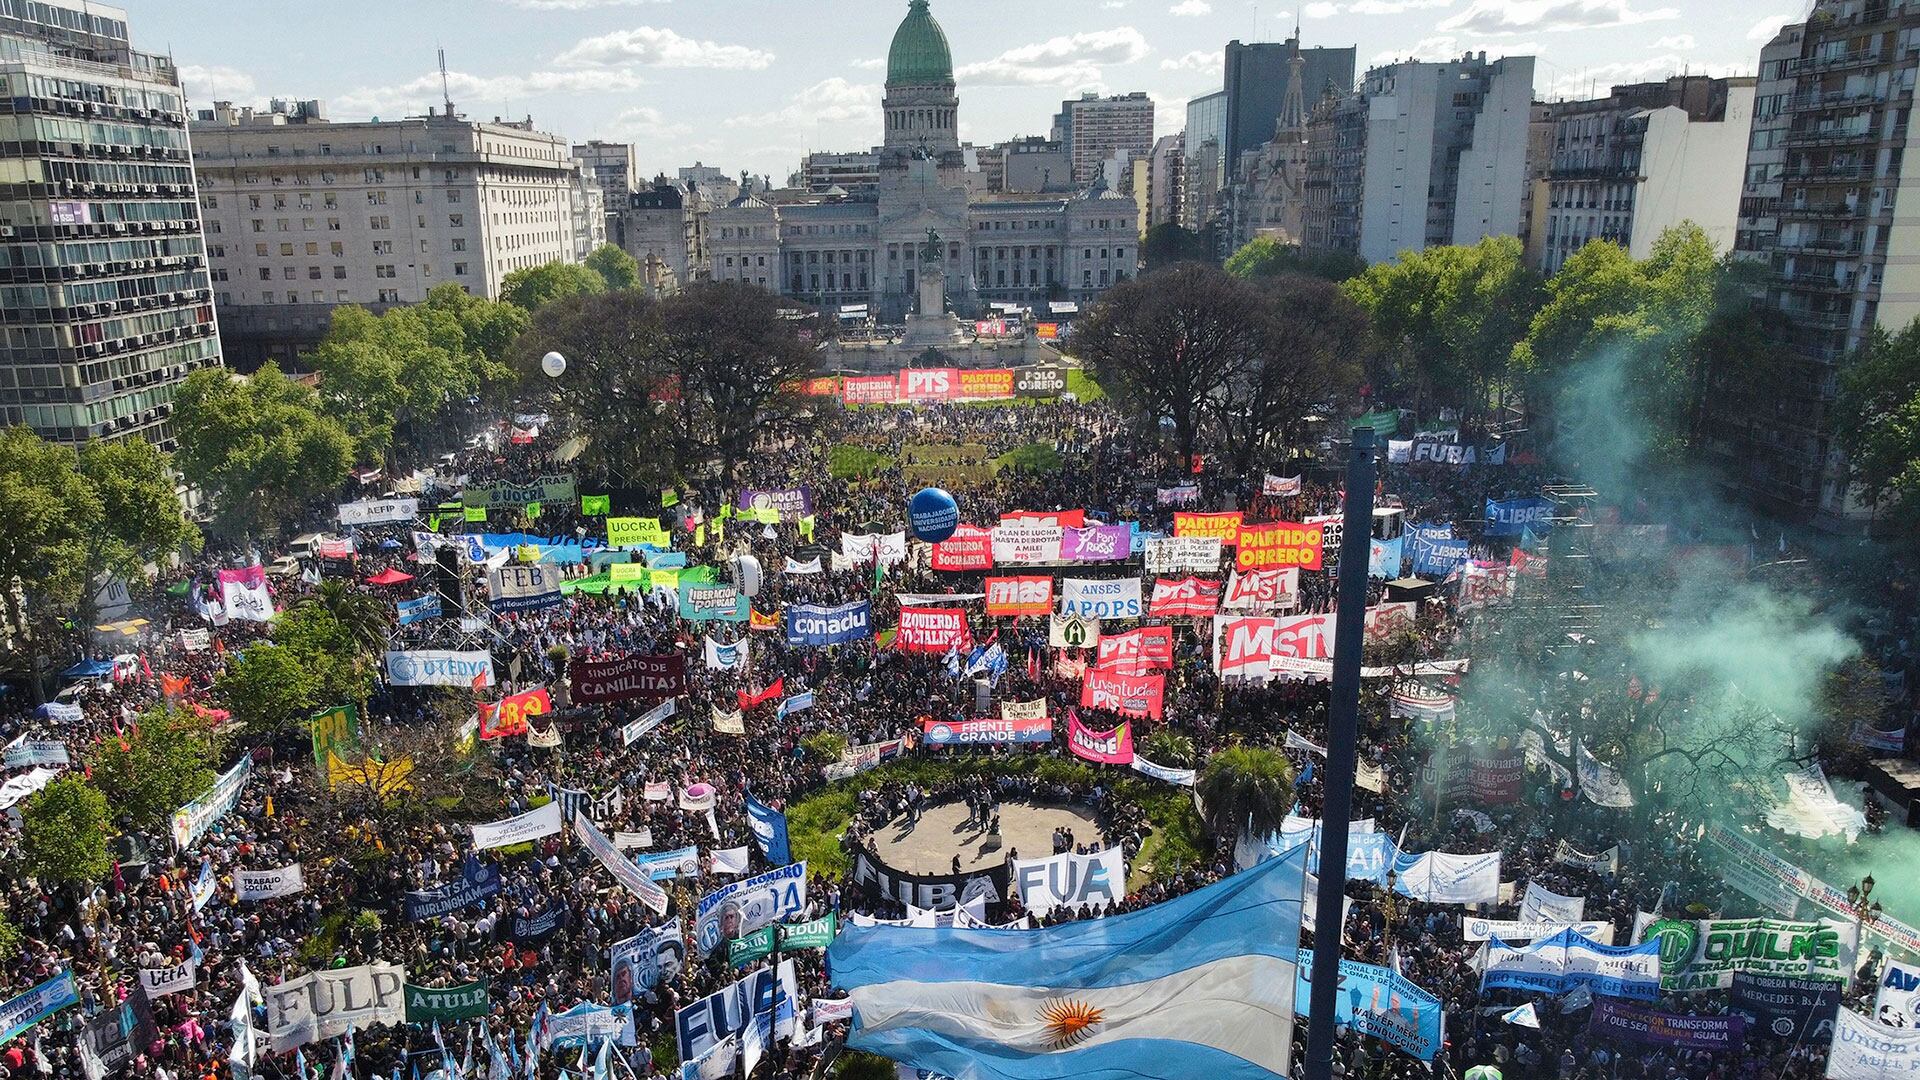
[{"xmin": 1303, "ymin": 426, "xmax": 1376, "ymax": 1080}]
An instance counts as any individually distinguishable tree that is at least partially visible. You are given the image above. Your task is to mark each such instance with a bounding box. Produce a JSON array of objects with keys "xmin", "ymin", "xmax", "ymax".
[
  {"xmin": 500, "ymin": 261, "xmax": 605, "ymax": 312},
  {"xmin": 1196, "ymin": 746, "xmax": 1295, "ymax": 840},
  {"xmin": 1141, "ymin": 729, "xmax": 1195, "ymax": 768},
  {"xmin": 584, "ymin": 244, "xmax": 642, "ymax": 291},
  {"xmin": 833, "ymin": 1053, "xmax": 897, "ymax": 1080},
  {"xmin": 273, "ymin": 601, "xmax": 377, "ymax": 712},
  {"xmin": 1342, "ymin": 236, "xmax": 1538, "ymax": 416},
  {"xmin": 89, "ymin": 704, "xmax": 216, "ymax": 830},
  {"xmin": 215, "ymin": 642, "xmax": 322, "ymax": 737},
  {"xmin": 76, "ymin": 438, "xmax": 202, "ymax": 609},
  {"xmin": 1225, "ymin": 236, "xmax": 1364, "ymax": 283},
  {"xmin": 1833, "ymin": 317, "xmax": 1920, "ymax": 513},
  {"xmin": 0, "ymin": 428, "xmax": 100, "ymax": 674},
  {"xmin": 21, "ymin": 776, "xmax": 111, "ymax": 884},
  {"xmin": 512, "ymin": 290, "xmax": 678, "ymax": 484},
  {"xmin": 1207, "ymin": 273, "xmax": 1367, "ymax": 481},
  {"xmin": 1076, "ymin": 265, "xmax": 1267, "ymax": 470},
  {"xmin": 1141, "ymin": 223, "xmax": 1214, "ymax": 271},
  {"xmin": 657, "ymin": 281, "xmax": 823, "ymax": 482},
  {"xmin": 172, "ymin": 364, "xmax": 355, "ymax": 538}
]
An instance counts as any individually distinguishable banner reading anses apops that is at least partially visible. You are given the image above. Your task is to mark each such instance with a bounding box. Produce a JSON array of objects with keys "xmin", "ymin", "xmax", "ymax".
[{"xmin": 385, "ymin": 650, "xmax": 494, "ymax": 687}]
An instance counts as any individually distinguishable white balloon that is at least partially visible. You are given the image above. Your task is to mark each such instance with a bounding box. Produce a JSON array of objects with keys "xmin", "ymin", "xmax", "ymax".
[{"xmin": 541, "ymin": 351, "xmax": 567, "ymax": 378}]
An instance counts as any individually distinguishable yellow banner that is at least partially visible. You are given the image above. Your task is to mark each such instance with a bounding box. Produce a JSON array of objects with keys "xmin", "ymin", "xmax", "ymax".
[
  {"xmin": 607, "ymin": 517, "xmax": 668, "ymax": 547},
  {"xmin": 326, "ymin": 752, "xmax": 415, "ymax": 800}
]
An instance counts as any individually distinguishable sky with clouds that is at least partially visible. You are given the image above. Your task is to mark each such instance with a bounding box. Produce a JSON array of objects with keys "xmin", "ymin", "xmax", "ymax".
[{"xmin": 141, "ymin": 0, "xmax": 1807, "ymax": 183}]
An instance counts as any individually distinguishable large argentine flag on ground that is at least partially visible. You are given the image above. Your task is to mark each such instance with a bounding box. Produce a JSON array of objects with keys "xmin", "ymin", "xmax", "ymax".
[{"xmin": 827, "ymin": 842, "xmax": 1307, "ymax": 1080}]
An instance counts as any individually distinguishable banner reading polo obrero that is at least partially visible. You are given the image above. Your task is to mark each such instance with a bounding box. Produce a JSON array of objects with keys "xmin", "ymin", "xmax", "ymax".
[
  {"xmin": 486, "ymin": 563, "xmax": 562, "ymax": 614},
  {"xmin": 264, "ymin": 963, "xmax": 405, "ymax": 1052},
  {"xmin": 785, "ymin": 601, "xmax": 872, "ymax": 646},
  {"xmin": 217, "ymin": 565, "xmax": 274, "ymax": 622},
  {"xmin": 737, "ymin": 487, "xmax": 812, "ymax": 521},
  {"xmin": 172, "ymin": 755, "xmax": 253, "ymax": 849},
  {"xmin": 1174, "ymin": 511, "xmax": 1243, "ymax": 548},
  {"xmin": 462, "ymin": 474, "xmax": 576, "ymax": 510},
  {"xmin": 385, "ymin": 649, "xmax": 494, "ymax": 688},
  {"xmin": 991, "ymin": 525, "xmax": 1063, "ymax": 564},
  {"xmin": 693, "ymin": 861, "xmax": 808, "ymax": 957},
  {"xmin": 1069, "ymin": 714, "xmax": 1134, "ymax": 764},
  {"xmin": 896, "ymin": 607, "xmax": 969, "ymax": 653},
  {"xmin": 1149, "ymin": 576, "xmax": 1220, "ymax": 617},
  {"xmin": 572, "ymin": 653, "xmax": 686, "ymax": 703},
  {"xmin": 1143, "ymin": 536, "xmax": 1222, "ymax": 575},
  {"xmin": 1221, "ymin": 568, "xmax": 1299, "ymax": 613},
  {"xmin": 1081, "ymin": 669, "xmax": 1165, "ymax": 720},
  {"xmin": 830, "ymin": 842, "xmax": 1307, "ymax": 1080},
  {"xmin": 1236, "ymin": 521, "xmax": 1325, "ymax": 573},
  {"xmin": 921, "ymin": 716, "xmax": 1053, "ymax": 746},
  {"xmin": 1212, "ymin": 613, "xmax": 1337, "ymax": 681},
  {"xmin": 679, "ymin": 582, "xmax": 749, "ymax": 622},
  {"xmin": 985, "ymin": 575, "xmax": 1052, "ymax": 617},
  {"xmin": 338, "ymin": 498, "xmax": 418, "ymax": 526}
]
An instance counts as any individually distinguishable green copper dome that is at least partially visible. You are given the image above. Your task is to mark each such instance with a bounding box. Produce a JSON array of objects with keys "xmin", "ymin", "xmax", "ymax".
[{"xmin": 886, "ymin": 0, "xmax": 954, "ymax": 86}]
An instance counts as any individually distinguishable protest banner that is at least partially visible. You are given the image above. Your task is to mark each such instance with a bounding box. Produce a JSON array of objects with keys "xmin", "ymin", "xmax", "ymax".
[
  {"xmin": 1049, "ymin": 613, "xmax": 1101, "ymax": 649},
  {"xmin": 693, "ymin": 862, "xmax": 809, "ymax": 957},
  {"xmin": 920, "ymin": 717, "xmax": 1053, "ymax": 746},
  {"xmin": 1480, "ymin": 929, "xmax": 1661, "ymax": 1002},
  {"xmin": 338, "ymin": 498, "xmax": 418, "ymax": 526},
  {"xmin": 989, "ymin": 525, "xmax": 1063, "ymax": 564},
  {"xmin": 897, "ymin": 607, "xmax": 969, "ymax": 652},
  {"xmin": 1143, "ymin": 536, "xmax": 1222, "ymax": 574},
  {"xmin": 1059, "ymin": 578, "xmax": 1143, "ymax": 619},
  {"xmin": 736, "ymin": 487, "xmax": 812, "ymax": 521},
  {"xmin": 849, "ymin": 847, "xmax": 1009, "ymax": 909},
  {"xmin": 572, "ymin": 654, "xmax": 686, "ymax": 703},
  {"xmin": 1221, "ymin": 568, "xmax": 1299, "ymax": 612},
  {"xmin": 1642, "ymin": 916, "xmax": 1857, "ymax": 992},
  {"xmin": 785, "ymin": 601, "xmax": 873, "ymax": 645},
  {"xmin": 1148, "ymin": 576, "xmax": 1220, "ymax": 617},
  {"xmin": 607, "ymin": 517, "xmax": 670, "ymax": 548},
  {"xmin": 1058, "ymin": 524, "xmax": 1131, "ymax": 562},
  {"xmin": 1235, "ymin": 522, "xmax": 1325, "ymax": 572},
  {"xmin": 402, "ymin": 981, "xmax": 491, "ymax": 1024},
  {"xmin": 218, "ymin": 565, "xmax": 274, "ymax": 623},
  {"xmin": 1291, "ymin": 948, "xmax": 1443, "ymax": 1060},
  {"xmin": 171, "ymin": 756, "xmax": 252, "ymax": 850},
  {"xmin": 984, "ymin": 575, "xmax": 1052, "ymax": 616},
  {"xmin": 0, "ymin": 971, "xmax": 78, "ymax": 1045},
  {"xmin": 471, "ymin": 802, "xmax": 563, "ymax": 850},
  {"xmin": 384, "ymin": 650, "xmax": 494, "ymax": 688},
  {"xmin": 1173, "ymin": 511, "xmax": 1243, "ymax": 547},
  {"xmin": 403, "ymin": 857, "xmax": 501, "ymax": 920},
  {"xmin": 1463, "ymin": 917, "xmax": 1613, "ymax": 943},
  {"xmin": 679, "ymin": 582, "xmax": 749, "ymax": 622},
  {"xmin": 1822, "ymin": 1009, "xmax": 1920, "ymax": 1079},
  {"xmin": 674, "ymin": 961, "xmax": 798, "ymax": 1063},
  {"xmin": 1011, "ymin": 847, "xmax": 1127, "ymax": 915},
  {"xmin": 1589, "ymin": 1000, "xmax": 1743, "ymax": 1051},
  {"xmin": 263, "ymin": 963, "xmax": 405, "ymax": 1052},
  {"xmin": 1068, "ymin": 714, "xmax": 1134, "ymax": 764},
  {"xmin": 137, "ymin": 959, "xmax": 196, "ymax": 999},
  {"xmin": 930, "ymin": 524, "xmax": 994, "ymax": 570},
  {"xmin": 1080, "ymin": 670, "xmax": 1165, "ymax": 720},
  {"xmin": 611, "ymin": 923, "xmax": 686, "ymax": 1005},
  {"xmin": 235, "ymin": 864, "xmax": 305, "ymax": 902},
  {"xmin": 1211, "ymin": 613, "xmax": 1339, "ymax": 680},
  {"xmin": 1095, "ymin": 626, "xmax": 1173, "ymax": 674}
]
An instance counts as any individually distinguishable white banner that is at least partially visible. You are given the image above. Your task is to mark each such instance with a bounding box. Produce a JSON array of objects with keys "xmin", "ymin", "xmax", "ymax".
[
  {"xmin": 1221, "ymin": 568, "xmax": 1299, "ymax": 613},
  {"xmin": 0, "ymin": 766, "xmax": 59, "ymax": 810},
  {"xmin": 1048, "ymin": 613, "xmax": 1102, "ymax": 648},
  {"xmin": 712, "ymin": 707, "xmax": 744, "ymax": 735},
  {"xmin": 1010, "ymin": 846, "xmax": 1127, "ymax": 916},
  {"xmin": 178, "ymin": 627, "xmax": 211, "ymax": 652},
  {"xmin": 235, "ymin": 864, "xmax": 306, "ymax": 902},
  {"xmin": 1000, "ymin": 699, "xmax": 1047, "ymax": 722},
  {"xmin": 1395, "ymin": 850, "xmax": 1501, "ymax": 904},
  {"xmin": 1130, "ymin": 756, "xmax": 1196, "ymax": 786},
  {"xmin": 1827, "ymin": 1008, "xmax": 1920, "ymax": 1078},
  {"xmin": 1876, "ymin": 960, "xmax": 1920, "ymax": 1028},
  {"xmin": 171, "ymin": 756, "xmax": 253, "ymax": 850},
  {"xmin": 704, "ymin": 636, "xmax": 748, "ymax": 672},
  {"xmin": 487, "ymin": 564, "xmax": 562, "ymax": 611},
  {"xmin": 1059, "ymin": 578, "xmax": 1143, "ymax": 620},
  {"xmin": 264, "ymin": 963, "xmax": 405, "ymax": 1053},
  {"xmin": 572, "ymin": 811, "xmax": 668, "ymax": 914},
  {"xmin": 990, "ymin": 526, "xmax": 1063, "ymax": 564},
  {"xmin": 1143, "ymin": 536, "xmax": 1221, "ymax": 575},
  {"xmin": 1577, "ymin": 742, "xmax": 1634, "ymax": 807},
  {"xmin": 220, "ymin": 575, "xmax": 274, "ymax": 623},
  {"xmin": 1463, "ymin": 917, "xmax": 1612, "ymax": 943},
  {"xmin": 1519, "ymin": 882, "xmax": 1586, "ymax": 924},
  {"xmin": 783, "ymin": 556, "xmax": 822, "ymax": 575},
  {"xmin": 622, "ymin": 699, "xmax": 676, "ymax": 746},
  {"xmin": 710, "ymin": 846, "xmax": 750, "ymax": 875},
  {"xmin": 470, "ymin": 801, "xmax": 563, "ymax": 850},
  {"xmin": 337, "ymin": 498, "xmax": 418, "ymax": 526},
  {"xmin": 1554, "ymin": 841, "xmax": 1620, "ymax": 876},
  {"xmin": 2, "ymin": 738, "xmax": 69, "ymax": 769},
  {"xmin": 615, "ymin": 829, "xmax": 654, "ymax": 851},
  {"xmin": 384, "ymin": 650, "xmax": 494, "ymax": 688},
  {"xmin": 138, "ymin": 959, "xmax": 197, "ymax": 999}
]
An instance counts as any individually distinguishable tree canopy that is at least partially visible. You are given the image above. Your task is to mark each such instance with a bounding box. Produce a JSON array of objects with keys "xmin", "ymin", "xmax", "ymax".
[
  {"xmin": 172, "ymin": 363, "xmax": 355, "ymax": 538},
  {"xmin": 1225, "ymin": 236, "xmax": 1365, "ymax": 283},
  {"xmin": 1140, "ymin": 223, "xmax": 1214, "ymax": 271},
  {"xmin": 501, "ymin": 261, "xmax": 606, "ymax": 312},
  {"xmin": 21, "ymin": 776, "xmax": 111, "ymax": 884},
  {"xmin": 1833, "ymin": 316, "xmax": 1920, "ymax": 514},
  {"xmin": 584, "ymin": 244, "xmax": 642, "ymax": 291},
  {"xmin": 1195, "ymin": 746, "xmax": 1295, "ymax": 840},
  {"xmin": 89, "ymin": 705, "xmax": 216, "ymax": 830}
]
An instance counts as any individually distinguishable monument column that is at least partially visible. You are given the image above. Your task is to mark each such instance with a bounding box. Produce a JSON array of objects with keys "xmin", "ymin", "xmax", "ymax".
[{"xmin": 917, "ymin": 227, "xmax": 946, "ymax": 316}]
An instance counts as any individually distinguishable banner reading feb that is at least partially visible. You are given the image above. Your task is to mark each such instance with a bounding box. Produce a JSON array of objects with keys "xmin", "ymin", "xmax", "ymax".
[
  {"xmin": 1236, "ymin": 522, "xmax": 1325, "ymax": 572},
  {"xmin": 1173, "ymin": 511, "xmax": 1242, "ymax": 548}
]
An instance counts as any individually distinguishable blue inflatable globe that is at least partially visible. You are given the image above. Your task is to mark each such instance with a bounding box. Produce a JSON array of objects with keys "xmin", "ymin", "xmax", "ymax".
[{"xmin": 908, "ymin": 487, "xmax": 960, "ymax": 543}]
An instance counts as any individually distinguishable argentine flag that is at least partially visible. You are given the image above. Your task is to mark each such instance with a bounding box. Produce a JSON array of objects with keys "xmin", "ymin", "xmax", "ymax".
[{"xmin": 828, "ymin": 842, "xmax": 1307, "ymax": 1079}]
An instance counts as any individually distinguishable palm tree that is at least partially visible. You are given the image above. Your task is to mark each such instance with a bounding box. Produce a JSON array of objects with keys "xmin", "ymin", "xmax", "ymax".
[
  {"xmin": 1195, "ymin": 746, "xmax": 1295, "ymax": 840},
  {"xmin": 1141, "ymin": 729, "xmax": 1195, "ymax": 768},
  {"xmin": 300, "ymin": 580, "xmax": 389, "ymax": 656}
]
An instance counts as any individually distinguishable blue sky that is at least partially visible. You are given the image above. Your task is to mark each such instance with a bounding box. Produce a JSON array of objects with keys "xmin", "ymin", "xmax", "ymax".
[{"xmin": 142, "ymin": 0, "xmax": 1804, "ymax": 183}]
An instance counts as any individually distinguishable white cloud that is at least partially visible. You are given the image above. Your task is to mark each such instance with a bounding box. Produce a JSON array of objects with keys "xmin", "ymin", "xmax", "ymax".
[
  {"xmin": 1303, "ymin": 2, "xmax": 1342, "ymax": 16},
  {"xmin": 1651, "ymin": 32, "xmax": 1695, "ymax": 49},
  {"xmin": 556, "ymin": 26, "xmax": 775, "ymax": 69},
  {"xmin": 1438, "ymin": 0, "xmax": 1677, "ymax": 34},
  {"xmin": 726, "ymin": 77, "xmax": 881, "ymax": 130},
  {"xmin": 1102, "ymin": 0, "xmax": 1129, "ymax": 7},
  {"xmin": 1541, "ymin": 53, "xmax": 1689, "ymax": 96},
  {"xmin": 333, "ymin": 68, "xmax": 649, "ymax": 119},
  {"xmin": 1170, "ymin": 0, "xmax": 1213, "ymax": 14},
  {"xmin": 177, "ymin": 64, "xmax": 257, "ymax": 103},
  {"xmin": 611, "ymin": 105, "xmax": 693, "ymax": 140},
  {"xmin": 1746, "ymin": 12, "xmax": 1796, "ymax": 41},
  {"xmin": 957, "ymin": 28, "xmax": 1151, "ymax": 87},
  {"xmin": 499, "ymin": 0, "xmax": 667, "ymax": 7},
  {"xmin": 849, "ymin": 57, "xmax": 885, "ymax": 71},
  {"xmin": 1159, "ymin": 49, "xmax": 1216, "ymax": 72}
]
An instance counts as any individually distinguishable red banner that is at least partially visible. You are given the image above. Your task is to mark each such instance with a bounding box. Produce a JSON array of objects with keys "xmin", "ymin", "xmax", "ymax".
[
  {"xmin": 841, "ymin": 375, "xmax": 897, "ymax": 405},
  {"xmin": 1212, "ymin": 614, "xmax": 1338, "ymax": 678},
  {"xmin": 954, "ymin": 369, "xmax": 1015, "ymax": 400},
  {"xmin": 1080, "ymin": 669, "xmax": 1164, "ymax": 720},
  {"xmin": 920, "ymin": 716, "xmax": 1054, "ymax": 746},
  {"xmin": 571, "ymin": 653, "xmax": 687, "ymax": 703},
  {"xmin": 1362, "ymin": 601, "xmax": 1417, "ymax": 643},
  {"xmin": 1174, "ymin": 511, "xmax": 1243, "ymax": 547},
  {"xmin": 737, "ymin": 677, "xmax": 785, "ymax": 710},
  {"xmin": 985, "ymin": 575, "xmax": 1053, "ymax": 616},
  {"xmin": 1221, "ymin": 568, "xmax": 1299, "ymax": 612},
  {"xmin": 1234, "ymin": 521, "xmax": 1325, "ymax": 572},
  {"xmin": 1148, "ymin": 577, "xmax": 1220, "ymax": 617},
  {"xmin": 897, "ymin": 367, "xmax": 959, "ymax": 401},
  {"xmin": 480, "ymin": 686, "xmax": 551, "ymax": 740},
  {"xmin": 1096, "ymin": 627, "xmax": 1173, "ymax": 675},
  {"xmin": 1067, "ymin": 712, "xmax": 1135, "ymax": 764},
  {"xmin": 896, "ymin": 607, "xmax": 969, "ymax": 653},
  {"xmin": 999, "ymin": 509, "xmax": 1086, "ymax": 530},
  {"xmin": 930, "ymin": 524, "xmax": 994, "ymax": 571},
  {"xmin": 796, "ymin": 376, "xmax": 840, "ymax": 397}
]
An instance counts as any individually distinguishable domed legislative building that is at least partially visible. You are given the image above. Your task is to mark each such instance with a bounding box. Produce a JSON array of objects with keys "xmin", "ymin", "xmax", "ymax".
[{"xmin": 706, "ymin": 0, "xmax": 1139, "ymax": 325}]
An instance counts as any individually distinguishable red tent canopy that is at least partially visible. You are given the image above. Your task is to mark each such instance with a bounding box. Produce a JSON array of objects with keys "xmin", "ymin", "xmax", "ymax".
[{"xmin": 366, "ymin": 568, "xmax": 414, "ymax": 585}]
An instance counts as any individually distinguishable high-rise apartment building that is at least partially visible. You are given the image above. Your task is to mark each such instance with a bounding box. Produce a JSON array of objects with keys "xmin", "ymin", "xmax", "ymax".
[
  {"xmin": 1303, "ymin": 89, "xmax": 1366, "ymax": 256},
  {"xmin": 1052, "ymin": 91, "xmax": 1155, "ymax": 184},
  {"xmin": 1148, "ymin": 133, "xmax": 1184, "ymax": 228},
  {"xmin": 1531, "ymin": 76, "xmax": 1756, "ymax": 275},
  {"xmin": 0, "ymin": 0, "xmax": 222, "ymax": 447},
  {"xmin": 1224, "ymin": 37, "xmax": 1355, "ymax": 165},
  {"xmin": 191, "ymin": 99, "xmax": 582, "ymax": 366},
  {"xmin": 571, "ymin": 139, "xmax": 636, "ymax": 202},
  {"xmin": 1355, "ymin": 53, "xmax": 1535, "ymax": 264},
  {"xmin": 1733, "ymin": 0, "xmax": 1920, "ymax": 521},
  {"xmin": 1183, "ymin": 91, "xmax": 1227, "ymax": 231}
]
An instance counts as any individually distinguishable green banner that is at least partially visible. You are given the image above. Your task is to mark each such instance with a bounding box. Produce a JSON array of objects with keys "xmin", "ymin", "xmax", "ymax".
[
  {"xmin": 560, "ymin": 572, "xmax": 612, "ymax": 595},
  {"xmin": 1354, "ymin": 409, "xmax": 1400, "ymax": 436},
  {"xmin": 728, "ymin": 926, "xmax": 775, "ymax": 968},
  {"xmin": 778, "ymin": 912, "xmax": 837, "ymax": 949},
  {"xmin": 581, "ymin": 494, "xmax": 611, "ymax": 517},
  {"xmin": 310, "ymin": 704, "xmax": 360, "ymax": 777},
  {"xmin": 403, "ymin": 981, "xmax": 490, "ymax": 1023},
  {"xmin": 661, "ymin": 488, "xmax": 680, "ymax": 509},
  {"xmin": 525, "ymin": 501, "xmax": 541, "ymax": 521},
  {"xmin": 608, "ymin": 517, "xmax": 668, "ymax": 548},
  {"xmin": 464, "ymin": 506, "xmax": 488, "ymax": 523},
  {"xmin": 1643, "ymin": 916, "xmax": 1856, "ymax": 992}
]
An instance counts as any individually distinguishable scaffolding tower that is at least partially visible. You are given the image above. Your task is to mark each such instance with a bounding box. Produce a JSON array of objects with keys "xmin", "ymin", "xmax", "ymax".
[{"xmin": 1540, "ymin": 483, "xmax": 1603, "ymax": 650}]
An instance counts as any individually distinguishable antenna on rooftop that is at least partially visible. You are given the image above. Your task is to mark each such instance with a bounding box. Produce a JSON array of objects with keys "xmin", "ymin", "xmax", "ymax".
[{"xmin": 438, "ymin": 48, "xmax": 455, "ymax": 117}]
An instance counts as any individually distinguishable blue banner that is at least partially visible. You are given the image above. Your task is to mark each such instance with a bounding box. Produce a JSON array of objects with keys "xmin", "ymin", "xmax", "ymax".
[
  {"xmin": 0, "ymin": 970, "xmax": 79, "ymax": 1044},
  {"xmin": 745, "ymin": 792, "xmax": 792, "ymax": 866},
  {"xmin": 1484, "ymin": 497, "xmax": 1553, "ymax": 538},
  {"xmin": 404, "ymin": 855, "xmax": 502, "ymax": 920},
  {"xmin": 1409, "ymin": 524, "xmax": 1470, "ymax": 577},
  {"xmin": 785, "ymin": 601, "xmax": 873, "ymax": 646},
  {"xmin": 396, "ymin": 594, "xmax": 441, "ymax": 625},
  {"xmin": 1368, "ymin": 535, "xmax": 1405, "ymax": 578},
  {"xmin": 1481, "ymin": 928, "xmax": 1661, "ymax": 1002},
  {"xmin": 1293, "ymin": 948, "xmax": 1443, "ymax": 1061},
  {"xmin": 778, "ymin": 692, "xmax": 815, "ymax": 719}
]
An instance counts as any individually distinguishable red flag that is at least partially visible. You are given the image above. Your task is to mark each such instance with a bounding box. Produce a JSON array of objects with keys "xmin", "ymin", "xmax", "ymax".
[
  {"xmin": 160, "ymin": 673, "xmax": 190, "ymax": 700},
  {"xmin": 737, "ymin": 677, "xmax": 785, "ymax": 711}
]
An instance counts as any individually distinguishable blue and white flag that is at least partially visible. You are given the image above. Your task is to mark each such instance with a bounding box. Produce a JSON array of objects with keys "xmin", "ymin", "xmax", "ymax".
[
  {"xmin": 396, "ymin": 594, "xmax": 441, "ymax": 626},
  {"xmin": 1501, "ymin": 1003, "xmax": 1540, "ymax": 1028},
  {"xmin": 776, "ymin": 692, "xmax": 814, "ymax": 719},
  {"xmin": 743, "ymin": 792, "xmax": 792, "ymax": 866},
  {"xmin": 828, "ymin": 843, "xmax": 1309, "ymax": 1079}
]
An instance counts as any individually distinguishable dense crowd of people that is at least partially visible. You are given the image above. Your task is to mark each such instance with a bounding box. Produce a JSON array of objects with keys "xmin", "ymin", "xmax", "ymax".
[{"xmin": 1, "ymin": 389, "xmax": 1916, "ymax": 1080}]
